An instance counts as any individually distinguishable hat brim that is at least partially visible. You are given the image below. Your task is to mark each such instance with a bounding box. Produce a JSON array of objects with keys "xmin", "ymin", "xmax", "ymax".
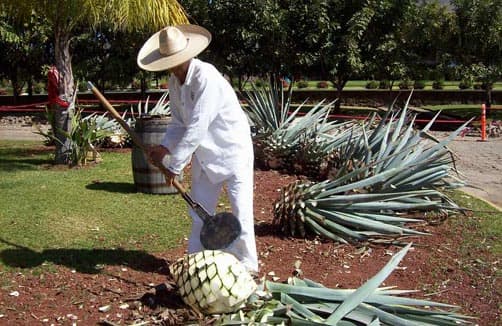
[{"xmin": 137, "ymin": 24, "xmax": 211, "ymax": 72}]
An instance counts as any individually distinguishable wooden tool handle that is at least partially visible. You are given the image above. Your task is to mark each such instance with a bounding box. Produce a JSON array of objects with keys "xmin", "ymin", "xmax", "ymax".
[{"xmin": 87, "ymin": 81, "xmax": 191, "ymax": 200}]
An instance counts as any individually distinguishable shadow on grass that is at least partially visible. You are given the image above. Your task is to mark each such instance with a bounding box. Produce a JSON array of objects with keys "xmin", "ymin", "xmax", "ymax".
[
  {"xmin": 0, "ymin": 238, "xmax": 168, "ymax": 274},
  {"xmin": 86, "ymin": 181, "xmax": 137, "ymax": 194},
  {"xmin": 0, "ymin": 146, "xmax": 53, "ymax": 172},
  {"xmin": 0, "ymin": 157, "xmax": 53, "ymax": 172}
]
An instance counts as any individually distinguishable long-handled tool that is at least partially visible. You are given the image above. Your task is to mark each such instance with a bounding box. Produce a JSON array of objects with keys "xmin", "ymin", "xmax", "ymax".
[{"xmin": 87, "ymin": 81, "xmax": 241, "ymax": 250}]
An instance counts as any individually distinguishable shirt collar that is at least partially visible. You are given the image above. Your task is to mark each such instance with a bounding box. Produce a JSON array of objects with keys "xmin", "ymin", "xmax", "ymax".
[{"xmin": 183, "ymin": 58, "xmax": 198, "ymax": 87}]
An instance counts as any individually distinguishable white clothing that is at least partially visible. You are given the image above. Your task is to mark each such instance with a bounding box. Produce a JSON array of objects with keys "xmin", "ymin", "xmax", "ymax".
[
  {"xmin": 162, "ymin": 58, "xmax": 253, "ymax": 183},
  {"xmin": 188, "ymin": 160, "xmax": 258, "ymax": 272},
  {"xmin": 161, "ymin": 58, "xmax": 258, "ymax": 272}
]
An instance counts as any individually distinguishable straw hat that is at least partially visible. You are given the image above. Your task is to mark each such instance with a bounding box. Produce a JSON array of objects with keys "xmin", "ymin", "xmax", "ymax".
[{"xmin": 137, "ymin": 24, "xmax": 212, "ymax": 71}]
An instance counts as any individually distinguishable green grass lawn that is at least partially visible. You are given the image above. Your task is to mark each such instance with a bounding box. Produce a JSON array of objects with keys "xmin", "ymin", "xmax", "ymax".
[
  {"xmin": 448, "ymin": 191, "xmax": 502, "ymax": 255},
  {"xmin": 0, "ymin": 141, "xmax": 191, "ymax": 272},
  {"xmin": 421, "ymin": 104, "xmax": 502, "ymax": 119}
]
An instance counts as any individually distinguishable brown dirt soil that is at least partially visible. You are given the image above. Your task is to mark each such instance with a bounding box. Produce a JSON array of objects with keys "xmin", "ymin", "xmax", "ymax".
[{"xmin": 0, "ymin": 168, "xmax": 500, "ymax": 325}]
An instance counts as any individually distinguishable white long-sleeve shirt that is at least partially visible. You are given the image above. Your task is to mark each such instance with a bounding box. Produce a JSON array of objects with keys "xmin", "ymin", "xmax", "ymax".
[{"xmin": 161, "ymin": 59, "xmax": 253, "ymax": 184}]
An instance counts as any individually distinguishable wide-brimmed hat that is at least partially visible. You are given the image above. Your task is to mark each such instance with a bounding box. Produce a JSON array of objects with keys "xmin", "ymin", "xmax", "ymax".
[{"xmin": 137, "ymin": 24, "xmax": 211, "ymax": 71}]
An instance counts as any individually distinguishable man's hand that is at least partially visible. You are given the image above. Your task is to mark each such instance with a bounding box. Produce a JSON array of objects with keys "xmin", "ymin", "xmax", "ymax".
[
  {"xmin": 146, "ymin": 145, "xmax": 177, "ymax": 187},
  {"xmin": 163, "ymin": 168, "xmax": 177, "ymax": 187},
  {"xmin": 146, "ymin": 145, "xmax": 170, "ymax": 168}
]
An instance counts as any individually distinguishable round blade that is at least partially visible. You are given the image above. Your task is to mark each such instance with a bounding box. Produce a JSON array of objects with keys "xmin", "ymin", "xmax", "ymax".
[{"xmin": 200, "ymin": 212, "xmax": 241, "ymax": 250}]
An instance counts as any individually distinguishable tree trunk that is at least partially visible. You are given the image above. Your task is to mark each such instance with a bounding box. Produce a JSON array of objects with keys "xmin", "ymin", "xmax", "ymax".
[
  {"xmin": 53, "ymin": 28, "xmax": 75, "ymax": 165},
  {"xmin": 10, "ymin": 71, "xmax": 23, "ymax": 103},
  {"xmin": 141, "ymin": 77, "xmax": 147, "ymax": 98},
  {"xmin": 333, "ymin": 76, "xmax": 347, "ymax": 112},
  {"xmin": 486, "ymin": 88, "xmax": 492, "ymax": 117},
  {"xmin": 27, "ymin": 79, "xmax": 33, "ymax": 97},
  {"xmin": 11, "ymin": 73, "xmax": 19, "ymax": 103},
  {"xmin": 238, "ymin": 75, "xmax": 243, "ymax": 92},
  {"xmin": 335, "ymin": 85, "xmax": 342, "ymax": 111}
]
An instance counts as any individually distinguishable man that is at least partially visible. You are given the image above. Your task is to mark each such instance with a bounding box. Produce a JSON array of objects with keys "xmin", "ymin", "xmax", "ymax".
[{"xmin": 137, "ymin": 24, "xmax": 258, "ymax": 273}]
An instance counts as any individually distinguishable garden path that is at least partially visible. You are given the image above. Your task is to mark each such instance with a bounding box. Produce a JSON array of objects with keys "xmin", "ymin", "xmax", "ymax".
[{"xmin": 432, "ymin": 131, "xmax": 502, "ymax": 210}]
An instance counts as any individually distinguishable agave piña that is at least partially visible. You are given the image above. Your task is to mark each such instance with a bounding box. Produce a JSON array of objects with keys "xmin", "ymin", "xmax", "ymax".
[{"xmin": 169, "ymin": 250, "xmax": 257, "ymax": 314}]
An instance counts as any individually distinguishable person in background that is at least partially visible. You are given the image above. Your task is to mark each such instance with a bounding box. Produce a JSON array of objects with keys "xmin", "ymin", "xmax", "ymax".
[{"xmin": 136, "ymin": 24, "xmax": 258, "ymax": 273}]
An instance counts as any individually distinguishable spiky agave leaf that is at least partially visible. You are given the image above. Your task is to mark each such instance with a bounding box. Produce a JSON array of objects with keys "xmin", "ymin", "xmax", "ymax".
[
  {"xmin": 292, "ymin": 119, "xmax": 361, "ymax": 179},
  {"xmin": 273, "ymin": 161, "xmax": 459, "ymax": 243},
  {"xmin": 213, "ymin": 245, "xmax": 473, "ymax": 325},
  {"xmin": 243, "ymin": 79, "xmax": 347, "ymax": 174},
  {"xmin": 334, "ymin": 93, "xmax": 471, "ymax": 193},
  {"xmin": 132, "ymin": 90, "xmax": 171, "ymax": 118}
]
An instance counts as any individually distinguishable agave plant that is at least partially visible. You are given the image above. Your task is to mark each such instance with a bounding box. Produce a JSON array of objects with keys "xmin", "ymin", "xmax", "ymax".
[
  {"xmin": 294, "ymin": 121, "xmax": 363, "ymax": 179},
  {"xmin": 243, "ymin": 80, "xmax": 351, "ymax": 178},
  {"xmin": 93, "ymin": 90, "xmax": 171, "ymax": 148},
  {"xmin": 243, "ymin": 79, "xmax": 293, "ymax": 135},
  {"xmin": 273, "ymin": 165, "xmax": 459, "ymax": 244},
  {"xmin": 214, "ymin": 244, "xmax": 473, "ymax": 325},
  {"xmin": 331, "ymin": 94, "xmax": 471, "ymax": 197},
  {"xmin": 273, "ymin": 93, "xmax": 469, "ymax": 243},
  {"xmin": 132, "ymin": 90, "xmax": 171, "ymax": 118},
  {"xmin": 55, "ymin": 108, "xmax": 112, "ymax": 166},
  {"xmin": 92, "ymin": 110, "xmax": 132, "ymax": 148}
]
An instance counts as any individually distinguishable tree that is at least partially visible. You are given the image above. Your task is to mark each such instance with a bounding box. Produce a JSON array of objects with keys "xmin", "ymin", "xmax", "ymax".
[
  {"xmin": 280, "ymin": 0, "xmax": 330, "ymax": 81},
  {"xmin": 182, "ymin": 0, "xmax": 284, "ymax": 90},
  {"xmin": 72, "ymin": 27, "xmax": 146, "ymax": 93},
  {"xmin": 319, "ymin": 0, "xmax": 409, "ymax": 110},
  {"xmin": 363, "ymin": 0, "xmax": 416, "ymax": 95},
  {"xmin": 400, "ymin": 1, "xmax": 457, "ymax": 81},
  {"xmin": 3, "ymin": 0, "xmax": 188, "ymax": 164},
  {"xmin": 0, "ymin": 10, "xmax": 51, "ymax": 100},
  {"xmin": 452, "ymin": 0, "xmax": 502, "ymax": 109}
]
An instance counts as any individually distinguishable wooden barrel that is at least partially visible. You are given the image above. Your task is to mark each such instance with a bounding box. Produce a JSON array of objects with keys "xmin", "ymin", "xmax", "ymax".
[{"xmin": 131, "ymin": 116, "xmax": 181, "ymax": 194}]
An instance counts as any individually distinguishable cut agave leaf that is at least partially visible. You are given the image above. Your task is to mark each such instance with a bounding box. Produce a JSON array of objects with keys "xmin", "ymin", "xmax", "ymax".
[{"xmin": 212, "ymin": 244, "xmax": 472, "ymax": 325}]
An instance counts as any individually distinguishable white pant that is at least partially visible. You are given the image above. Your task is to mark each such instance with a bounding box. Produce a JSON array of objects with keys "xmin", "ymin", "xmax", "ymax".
[{"xmin": 187, "ymin": 163, "xmax": 258, "ymax": 272}]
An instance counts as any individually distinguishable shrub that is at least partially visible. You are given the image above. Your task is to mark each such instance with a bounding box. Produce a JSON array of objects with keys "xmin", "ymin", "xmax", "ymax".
[
  {"xmin": 473, "ymin": 83, "xmax": 483, "ymax": 90},
  {"xmin": 33, "ymin": 82, "xmax": 45, "ymax": 94},
  {"xmin": 414, "ymin": 80, "xmax": 426, "ymax": 89},
  {"xmin": 365, "ymin": 80, "xmax": 379, "ymax": 89},
  {"xmin": 78, "ymin": 82, "xmax": 88, "ymax": 93},
  {"xmin": 316, "ymin": 81, "xmax": 329, "ymax": 89},
  {"xmin": 432, "ymin": 80, "xmax": 444, "ymax": 90},
  {"xmin": 398, "ymin": 79, "xmax": 413, "ymax": 90},
  {"xmin": 254, "ymin": 79, "xmax": 266, "ymax": 88},
  {"xmin": 481, "ymin": 82, "xmax": 493, "ymax": 90},
  {"xmin": 379, "ymin": 80, "xmax": 390, "ymax": 89},
  {"xmin": 131, "ymin": 79, "xmax": 141, "ymax": 89},
  {"xmin": 458, "ymin": 80, "xmax": 472, "ymax": 89},
  {"xmin": 296, "ymin": 80, "xmax": 309, "ymax": 89}
]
